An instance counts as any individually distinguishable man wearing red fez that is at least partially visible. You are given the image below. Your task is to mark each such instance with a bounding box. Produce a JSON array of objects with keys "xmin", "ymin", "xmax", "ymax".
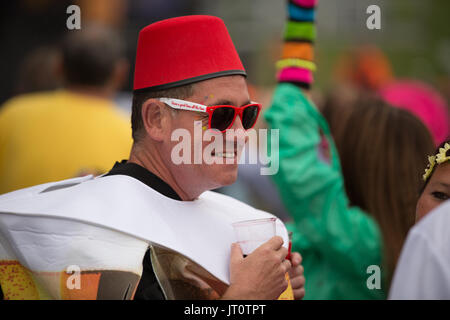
[{"xmin": 0, "ymin": 16, "xmax": 305, "ymax": 300}]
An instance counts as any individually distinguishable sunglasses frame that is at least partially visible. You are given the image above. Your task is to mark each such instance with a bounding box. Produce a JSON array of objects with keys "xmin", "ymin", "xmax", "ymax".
[{"xmin": 158, "ymin": 98, "xmax": 262, "ymax": 132}]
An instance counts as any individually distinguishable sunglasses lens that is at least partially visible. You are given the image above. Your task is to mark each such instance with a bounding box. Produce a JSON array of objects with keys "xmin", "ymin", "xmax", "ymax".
[
  {"xmin": 242, "ymin": 105, "xmax": 260, "ymax": 129},
  {"xmin": 211, "ymin": 107, "xmax": 236, "ymax": 131}
]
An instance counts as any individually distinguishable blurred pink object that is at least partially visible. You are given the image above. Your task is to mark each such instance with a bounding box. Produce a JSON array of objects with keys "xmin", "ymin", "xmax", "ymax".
[
  {"xmin": 292, "ymin": 0, "xmax": 317, "ymax": 7},
  {"xmin": 278, "ymin": 67, "xmax": 313, "ymax": 84},
  {"xmin": 379, "ymin": 80, "xmax": 450, "ymax": 146}
]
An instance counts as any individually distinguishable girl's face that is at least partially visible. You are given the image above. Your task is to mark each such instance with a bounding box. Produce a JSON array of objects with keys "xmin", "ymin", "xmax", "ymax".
[{"xmin": 416, "ymin": 162, "xmax": 450, "ymax": 221}]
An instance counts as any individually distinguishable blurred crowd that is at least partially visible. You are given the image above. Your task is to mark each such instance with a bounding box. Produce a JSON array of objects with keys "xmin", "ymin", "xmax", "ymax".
[{"xmin": 0, "ymin": 0, "xmax": 449, "ymax": 300}]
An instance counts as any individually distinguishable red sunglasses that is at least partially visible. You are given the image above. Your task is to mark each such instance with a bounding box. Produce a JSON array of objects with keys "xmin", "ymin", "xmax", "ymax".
[{"xmin": 159, "ymin": 98, "xmax": 262, "ymax": 132}]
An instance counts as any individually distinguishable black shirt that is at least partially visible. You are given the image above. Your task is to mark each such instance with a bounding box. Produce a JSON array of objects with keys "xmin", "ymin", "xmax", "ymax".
[{"xmin": 104, "ymin": 160, "xmax": 183, "ymax": 300}]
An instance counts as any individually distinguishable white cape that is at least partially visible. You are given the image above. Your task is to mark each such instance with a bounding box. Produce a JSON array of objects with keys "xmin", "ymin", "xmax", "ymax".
[
  {"xmin": 0, "ymin": 174, "xmax": 288, "ymax": 286},
  {"xmin": 389, "ymin": 200, "xmax": 450, "ymax": 299}
]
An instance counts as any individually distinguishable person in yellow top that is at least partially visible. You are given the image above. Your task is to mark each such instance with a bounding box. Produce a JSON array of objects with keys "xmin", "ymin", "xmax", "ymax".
[{"xmin": 0, "ymin": 25, "xmax": 132, "ymax": 194}]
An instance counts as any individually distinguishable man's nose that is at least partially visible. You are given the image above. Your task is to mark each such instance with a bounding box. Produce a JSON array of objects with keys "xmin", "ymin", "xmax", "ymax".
[{"xmin": 227, "ymin": 114, "xmax": 249, "ymax": 145}]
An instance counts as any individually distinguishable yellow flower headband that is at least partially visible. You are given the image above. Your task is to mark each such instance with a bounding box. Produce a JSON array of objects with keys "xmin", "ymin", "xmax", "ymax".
[{"xmin": 423, "ymin": 142, "xmax": 450, "ymax": 181}]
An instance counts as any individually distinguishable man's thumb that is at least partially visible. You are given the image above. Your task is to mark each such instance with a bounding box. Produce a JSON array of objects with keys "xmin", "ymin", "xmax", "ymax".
[{"xmin": 230, "ymin": 242, "xmax": 244, "ymax": 264}]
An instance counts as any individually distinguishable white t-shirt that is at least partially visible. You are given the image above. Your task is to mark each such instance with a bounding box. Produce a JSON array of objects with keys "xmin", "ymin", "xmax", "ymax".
[{"xmin": 389, "ymin": 200, "xmax": 450, "ymax": 299}]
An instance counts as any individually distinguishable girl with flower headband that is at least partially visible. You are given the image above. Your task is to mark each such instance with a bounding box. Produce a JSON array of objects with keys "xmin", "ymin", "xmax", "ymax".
[
  {"xmin": 416, "ymin": 140, "xmax": 450, "ymax": 221},
  {"xmin": 389, "ymin": 140, "xmax": 450, "ymax": 299}
]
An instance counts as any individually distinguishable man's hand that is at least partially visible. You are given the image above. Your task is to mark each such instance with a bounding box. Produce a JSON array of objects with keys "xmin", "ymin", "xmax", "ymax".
[
  {"xmin": 221, "ymin": 236, "xmax": 291, "ymax": 300},
  {"xmin": 288, "ymin": 252, "xmax": 305, "ymax": 299}
]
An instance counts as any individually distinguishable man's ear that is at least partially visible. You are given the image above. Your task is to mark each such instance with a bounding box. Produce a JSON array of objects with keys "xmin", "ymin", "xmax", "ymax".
[{"xmin": 141, "ymin": 99, "xmax": 172, "ymax": 141}]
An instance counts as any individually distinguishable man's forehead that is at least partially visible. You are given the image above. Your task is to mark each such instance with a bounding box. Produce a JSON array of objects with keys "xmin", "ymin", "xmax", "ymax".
[{"xmin": 193, "ymin": 75, "xmax": 249, "ymax": 106}]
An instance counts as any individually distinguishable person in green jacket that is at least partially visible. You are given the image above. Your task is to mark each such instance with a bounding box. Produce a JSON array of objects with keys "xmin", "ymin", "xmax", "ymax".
[{"xmin": 264, "ymin": 0, "xmax": 434, "ymax": 299}]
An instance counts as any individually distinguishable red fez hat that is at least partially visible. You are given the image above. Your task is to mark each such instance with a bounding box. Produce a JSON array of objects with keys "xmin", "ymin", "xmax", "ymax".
[{"xmin": 133, "ymin": 15, "xmax": 246, "ymax": 92}]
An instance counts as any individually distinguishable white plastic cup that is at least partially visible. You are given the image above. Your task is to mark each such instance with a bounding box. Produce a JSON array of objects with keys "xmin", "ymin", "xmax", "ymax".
[{"xmin": 232, "ymin": 217, "xmax": 276, "ymax": 256}]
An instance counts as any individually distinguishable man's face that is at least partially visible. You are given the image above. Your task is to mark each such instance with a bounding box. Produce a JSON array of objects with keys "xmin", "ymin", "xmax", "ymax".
[
  {"xmin": 160, "ymin": 75, "xmax": 250, "ymax": 196},
  {"xmin": 416, "ymin": 162, "xmax": 450, "ymax": 221}
]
